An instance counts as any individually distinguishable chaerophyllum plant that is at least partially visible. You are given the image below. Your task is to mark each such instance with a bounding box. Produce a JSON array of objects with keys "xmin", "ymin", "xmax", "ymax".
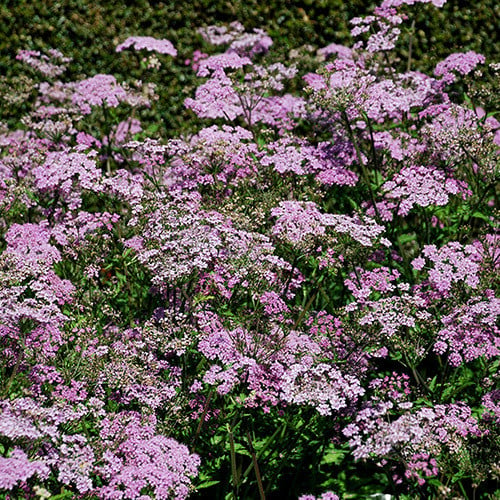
[{"xmin": 0, "ymin": 0, "xmax": 498, "ymax": 498}]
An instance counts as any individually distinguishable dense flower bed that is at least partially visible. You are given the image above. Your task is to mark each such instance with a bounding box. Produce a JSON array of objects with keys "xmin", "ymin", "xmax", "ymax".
[{"xmin": 0, "ymin": 0, "xmax": 498, "ymax": 498}]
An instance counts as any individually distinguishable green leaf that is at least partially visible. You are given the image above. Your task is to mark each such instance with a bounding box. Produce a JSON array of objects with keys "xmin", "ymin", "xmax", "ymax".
[
  {"xmin": 49, "ymin": 491, "xmax": 74, "ymax": 499},
  {"xmin": 472, "ymin": 211, "xmax": 493, "ymax": 224},
  {"xmin": 428, "ymin": 375, "xmax": 438, "ymax": 393},
  {"xmin": 232, "ymin": 442, "xmax": 251, "ymax": 457},
  {"xmin": 321, "ymin": 444, "xmax": 347, "ymax": 465},
  {"xmin": 196, "ymin": 480, "xmax": 220, "ymax": 489},
  {"xmin": 398, "ymin": 232, "xmax": 417, "ymax": 245},
  {"xmin": 193, "ymin": 294, "xmax": 215, "ymax": 305}
]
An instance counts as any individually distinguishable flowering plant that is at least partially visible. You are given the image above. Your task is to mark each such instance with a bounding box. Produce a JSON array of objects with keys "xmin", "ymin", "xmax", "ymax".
[{"xmin": 0, "ymin": 2, "xmax": 498, "ymax": 498}]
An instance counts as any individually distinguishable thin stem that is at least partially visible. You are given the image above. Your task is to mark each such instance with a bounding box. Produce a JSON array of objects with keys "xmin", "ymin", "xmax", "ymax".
[
  {"xmin": 341, "ymin": 111, "xmax": 381, "ymax": 221},
  {"xmin": 2, "ymin": 352, "xmax": 23, "ymax": 397},
  {"xmin": 242, "ymin": 423, "xmax": 285, "ymax": 480},
  {"xmin": 293, "ymin": 289, "xmax": 318, "ymax": 330},
  {"xmin": 191, "ymin": 389, "xmax": 213, "ymax": 447},
  {"xmin": 247, "ymin": 431, "xmax": 266, "ymax": 500},
  {"xmin": 407, "ymin": 20, "xmax": 416, "ymax": 73},
  {"xmin": 228, "ymin": 425, "xmax": 240, "ymax": 496}
]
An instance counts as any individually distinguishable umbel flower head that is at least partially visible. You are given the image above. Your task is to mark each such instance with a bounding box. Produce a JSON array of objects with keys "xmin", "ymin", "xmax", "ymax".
[{"xmin": 116, "ymin": 36, "xmax": 177, "ymax": 57}]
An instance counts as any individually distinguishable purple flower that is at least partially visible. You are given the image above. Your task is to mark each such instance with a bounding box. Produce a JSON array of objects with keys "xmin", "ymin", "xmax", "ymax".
[
  {"xmin": 197, "ymin": 52, "xmax": 251, "ymax": 77},
  {"xmin": 318, "ymin": 43, "xmax": 354, "ymax": 60},
  {"xmin": 16, "ymin": 49, "xmax": 71, "ymax": 77},
  {"xmin": 382, "ymin": 165, "xmax": 471, "ymax": 216},
  {"xmin": 185, "ymin": 69, "xmax": 243, "ymax": 120},
  {"xmin": 0, "ymin": 448, "xmax": 49, "ymax": 491},
  {"xmin": 33, "ymin": 150, "xmax": 103, "ymax": 209},
  {"xmin": 382, "ymin": 0, "xmax": 446, "ymax": 7},
  {"xmin": 435, "ymin": 51, "xmax": 485, "ymax": 83},
  {"xmin": 72, "ymin": 74, "xmax": 128, "ymax": 114},
  {"xmin": 116, "ymin": 36, "xmax": 177, "ymax": 56},
  {"xmin": 281, "ymin": 362, "xmax": 365, "ymax": 415},
  {"xmin": 419, "ymin": 241, "xmax": 483, "ymax": 295},
  {"xmin": 98, "ymin": 412, "xmax": 199, "ymax": 500},
  {"xmin": 435, "ymin": 292, "xmax": 500, "ymax": 365},
  {"xmin": 299, "ymin": 493, "xmax": 340, "ymax": 500},
  {"xmin": 197, "ymin": 22, "xmax": 272, "ymax": 57}
]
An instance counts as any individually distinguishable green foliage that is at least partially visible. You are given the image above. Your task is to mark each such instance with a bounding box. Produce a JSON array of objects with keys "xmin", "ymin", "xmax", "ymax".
[
  {"xmin": 1, "ymin": 0, "xmax": 498, "ymax": 136},
  {"xmin": 0, "ymin": 1, "xmax": 499, "ymax": 498}
]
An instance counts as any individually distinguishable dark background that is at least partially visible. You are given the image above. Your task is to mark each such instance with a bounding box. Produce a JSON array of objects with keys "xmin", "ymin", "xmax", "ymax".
[{"xmin": 1, "ymin": 0, "xmax": 498, "ymax": 134}]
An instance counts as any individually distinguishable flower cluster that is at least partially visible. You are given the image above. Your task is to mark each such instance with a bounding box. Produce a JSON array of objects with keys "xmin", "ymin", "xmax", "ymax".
[
  {"xmin": 197, "ymin": 21, "xmax": 273, "ymax": 57},
  {"xmin": 1, "ymin": 0, "xmax": 498, "ymax": 497},
  {"xmin": 435, "ymin": 291, "xmax": 500, "ymax": 366},
  {"xmin": 16, "ymin": 49, "xmax": 71, "ymax": 78},
  {"xmin": 72, "ymin": 74, "xmax": 129, "ymax": 115},
  {"xmin": 344, "ymin": 401, "xmax": 482, "ymax": 468},
  {"xmin": 98, "ymin": 412, "xmax": 199, "ymax": 500},
  {"xmin": 116, "ymin": 36, "xmax": 177, "ymax": 56},
  {"xmin": 412, "ymin": 241, "xmax": 483, "ymax": 294},
  {"xmin": 382, "ymin": 165, "xmax": 470, "ymax": 216},
  {"xmin": 434, "ymin": 51, "xmax": 486, "ymax": 83}
]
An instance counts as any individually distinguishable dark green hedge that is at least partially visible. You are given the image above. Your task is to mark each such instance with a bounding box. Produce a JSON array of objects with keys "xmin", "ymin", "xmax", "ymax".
[{"xmin": 1, "ymin": 0, "xmax": 498, "ymax": 135}]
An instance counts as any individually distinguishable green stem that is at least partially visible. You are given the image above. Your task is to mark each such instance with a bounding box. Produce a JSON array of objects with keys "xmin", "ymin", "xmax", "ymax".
[
  {"xmin": 407, "ymin": 20, "xmax": 416, "ymax": 73},
  {"xmin": 242, "ymin": 422, "xmax": 286, "ymax": 480},
  {"xmin": 247, "ymin": 431, "xmax": 266, "ymax": 500},
  {"xmin": 293, "ymin": 289, "xmax": 318, "ymax": 330},
  {"xmin": 228, "ymin": 425, "xmax": 240, "ymax": 496},
  {"xmin": 191, "ymin": 389, "xmax": 213, "ymax": 447},
  {"xmin": 341, "ymin": 111, "xmax": 381, "ymax": 221},
  {"xmin": 2, "ymin": 353, "xmax": 22, "ymax": 397}
]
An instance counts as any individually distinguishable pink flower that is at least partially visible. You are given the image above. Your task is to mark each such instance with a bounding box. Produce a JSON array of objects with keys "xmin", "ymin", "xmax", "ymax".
[
  {"xmin": 116, "ymin": 36, "xmax": 177, "ymax": 56},
  {"xmin": 435, "ymin": 51, "xmax": 485, "ymax": 83}
]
